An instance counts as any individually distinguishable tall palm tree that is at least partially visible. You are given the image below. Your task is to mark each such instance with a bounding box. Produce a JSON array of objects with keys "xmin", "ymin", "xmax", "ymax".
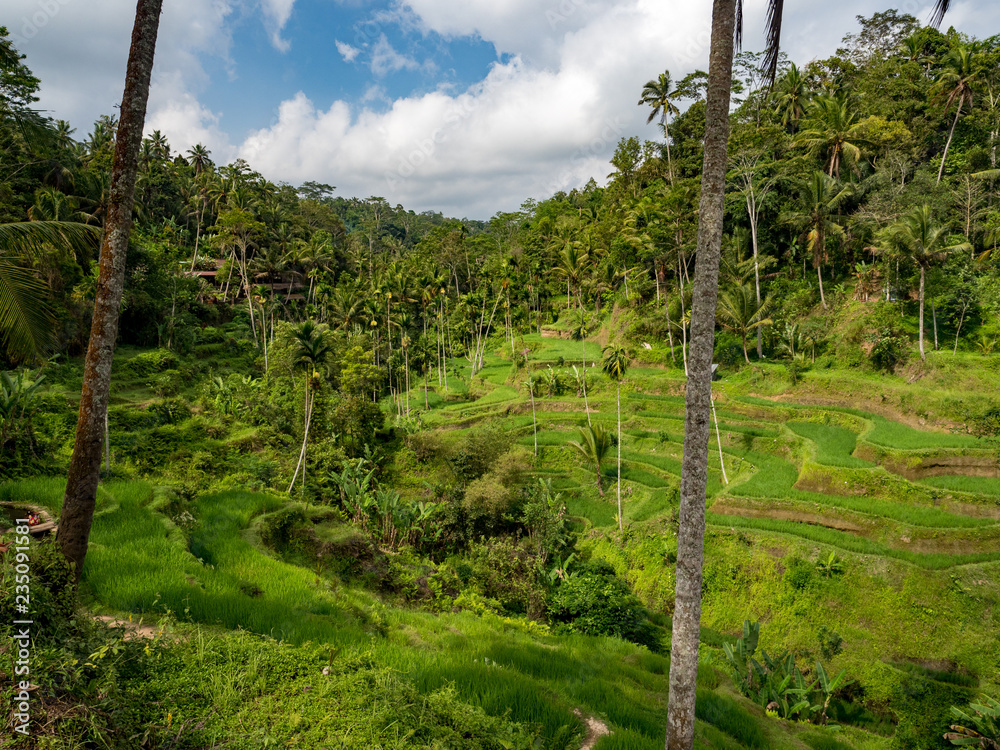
[
  {"xmin": 0, "ymin": 222, "xmax": 100, "ymax": 362},
  {"xmin": 287, "ymin": 321, "xmax": 330, "ymax": 494},
  {"xmin": 601, "ymin": 343, "xmax": 630, "ymax": 532},
  {"xmin": 717, "ymin": 283, "xmax": 772, "ymax": 364},
  {"xmin": 881, "ymin": 205, "xmax": 969, "ymax": 360},
  {"xmin": 932, "ymin": 45, "xmax": 978, "ymax": 184},
  {"xmin": 796, "ymin": 92, "xmax": 867, "ymax": 179},
  {"xmin": 58, "ymin": 0, "xmax": 163, "ymax": 578},
  {"xmin": 666, "ymin": 4, "xmax": 954, "ymax": 747},
  {"xmin": 567, "ymin": 307, "xmax": 593, "ymax": 426},
  {"xmin": 782, "ymin": 171, "xmax": 852, "ymax": 310},
  {"xmin": 568, "ymin": 424, "xmax": 612, "ymax": 497},
  {"xmin": 186, "ymin": 143, "xmax": 212, "ymax": 175},
  {"xmin": 773, "ymin": 62, "xmax": 811, "ymax": 130},
  {"xmin": 639, "ymin": 71, "xmax": 681, "ymax": 183}
]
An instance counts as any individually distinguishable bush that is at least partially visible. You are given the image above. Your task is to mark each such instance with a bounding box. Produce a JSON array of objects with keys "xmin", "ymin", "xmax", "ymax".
[
  {"xmin": 548, "ymin": 570, "xmax": 662, "ymax": 652},
  {"xmin": 118, "ymin": 349, "xmax": 177, "ymax": 377}
]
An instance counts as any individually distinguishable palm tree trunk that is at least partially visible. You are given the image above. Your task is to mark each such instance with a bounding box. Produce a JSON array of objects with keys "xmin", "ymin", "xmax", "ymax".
[
  {"xmin": 58, "ymin": 0, "xmax": 163, "ymax": 578},
  {"xmin": 918, "ymin": 265, "xmax": 926, "ymax": 360},
  {"xmin": 664, "ymin": 113, "xmax": 675, "ymax": 184},
  {"xmin": 937, "ymin": 102, "xmax": 963, "ymax": 184},
  {"xmin": 748, "ymin": 195, "xmax": 763, "ymax": 358},
  {"xmin": 616, "ymin": 380, "xmax": 622, "ymax": 532},
  {"xmin": 817, "ymin": 263, "xmax": 827, "ymax": 310},
  {"xmin": 667, "ymin": 0, "xmax": 735, "ymax": 746},
  {"xmin": 711, "ymin": 391, "xmax": 728, "ymax": 485},
  {"xmin": 932, "ymin": 303, "xmax": 939, "ymax": 350}
]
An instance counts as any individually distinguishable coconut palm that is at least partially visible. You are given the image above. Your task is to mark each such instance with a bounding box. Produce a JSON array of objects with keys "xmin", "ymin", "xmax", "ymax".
[
  {"xmin": 567, "ymin": 307, "xmax": 593, "ymax": 426},
  {"xmin": 932, "ymin": 45, "xmax": 978, "ymax": 184},
  {"xmin": 59, "ymin": 0, "xmax": 163, "ymax": 577},
  {"xmin": 716, "ymin": 283, "xmax": 772, "ymax": 364},
  {"xmin": 0, "ymin": 222, "xmax": 100, "ymax": 362},
  {"xmin": 666, "ymin": 3, "xmax": 955, "ymax": 748},
  {"xmin": 601, "ymin": 343, "xmax": 630, "ymax": 531},
  {"xmin": 881, "ymin": 205, "xmax": 969, "ymax": 360},
  {"xmin": 568, "ymin": 424, "xmax": 612, "ymax": 497},
  {"xmin": 638, "ymin": 71, "xmax": 681, "ymax": 183},
  {"xmin": 287, "ymin": 321, "xmax": 331, "ymax": 494},
  {"xmin": 773, "ymin": 63, "xmax": 811, "ymax": 130},
  {"xmin": 795, "ymin": 92, "xmax": 868, "ymax": 179},
  {"xmin": 782, "ymin": 171, "xmax": 853, "ymax": 310}
]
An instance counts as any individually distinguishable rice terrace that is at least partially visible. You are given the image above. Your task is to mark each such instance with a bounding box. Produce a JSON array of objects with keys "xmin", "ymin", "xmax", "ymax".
[{"xmin": 2, "ymin": 2, "xmax": 1000, "ymax": 750}]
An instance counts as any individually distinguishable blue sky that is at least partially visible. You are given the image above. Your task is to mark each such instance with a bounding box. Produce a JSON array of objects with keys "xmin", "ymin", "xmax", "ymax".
[{"xmin": 6, "ymin": 0, "xmax": 1000, "ymax": 218}]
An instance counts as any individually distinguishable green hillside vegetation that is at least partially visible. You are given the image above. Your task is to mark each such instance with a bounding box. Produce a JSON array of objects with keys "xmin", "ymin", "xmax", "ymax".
[{"xmin": 3, "ymin": 9, "xmax": 1000, "ymax": 750}]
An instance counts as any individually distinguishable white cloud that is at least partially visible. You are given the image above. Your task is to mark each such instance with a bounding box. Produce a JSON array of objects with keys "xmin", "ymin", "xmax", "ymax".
[
  {"xmin": 260, "ymin": 0, "xmax": 296, "ymax": 52},
  {"xmin": 335, "ymin": 39, "xmax": 361, "ymax": 62},
  {"xmin": 370, "ymin": 34, "xmax": 420, "ymax": 77}
]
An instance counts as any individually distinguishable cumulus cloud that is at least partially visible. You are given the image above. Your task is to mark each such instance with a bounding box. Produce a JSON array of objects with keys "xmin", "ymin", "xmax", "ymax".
[{"xmin": 335, "ymin": 39, "xmax": 361, "ymax": 62}]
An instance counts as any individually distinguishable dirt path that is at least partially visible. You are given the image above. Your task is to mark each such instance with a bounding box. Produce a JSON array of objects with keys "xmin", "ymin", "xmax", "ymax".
[
  {"xmin": 573, "ymin": 709, "xmax": 610, "ymax": 749},
  {"xmin": 94, "ymin": 615, "xmax": 161, "ymax": 640}
]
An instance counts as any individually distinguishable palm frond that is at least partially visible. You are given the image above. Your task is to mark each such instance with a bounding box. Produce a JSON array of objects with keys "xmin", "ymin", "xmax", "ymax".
[
  {"xmin": 0, "ymin": 258, "xmax": 55, "ymax": 362},
  {"xmin": 762, "ymin": 0, "xmax": 785, "ymax": 85},
  {"xmin": 0, "ymin": 221, "xmax": 101, "ymax": 261}
]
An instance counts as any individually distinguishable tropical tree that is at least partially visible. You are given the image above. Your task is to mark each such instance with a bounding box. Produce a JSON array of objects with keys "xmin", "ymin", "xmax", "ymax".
[
  {"xmin": 567, "ymin": 307, "xmax": 593, "ymax": 426},
  {"xmin": 881, "ymin": 205, "xmax": 969, "ymax": 360},
  {"xmin": 0, "ymin": 222, "xmax": 99, "ymax": 362},
  {"xmin": 932, "ymin": 45, "xmax": 978, "ymax": 184},
  {"xmin": 601, "ymin": 343, "xmax": 629, "ymax": 531},
  {"xmin": 773, "ymin": 62, "xmax": 811, "ymax": 130},
  {"xmin": 666, "ymin": 3, "xmax": 953, "ymax": 746},
  {"xmin": 717, "ymin": 283, "xmax": 772, "ymax": 364},
  {"xmin": 568, "ymin": 424, "xmax": 612, "ymax": 497},
  {"xmin": 287, "ymin": 321, "xmax": 331, "ymax": 494},
  {"xmin": 783, "ymin": 171, "xmax": 853, "ymax": 309},
  {"xmin": 639, "ymin": 71, "xmax": 681, "ymax": 183},
  {"xmin": 796, "ymin": 92, "xmax": 868, "ymax": 179},
  {"xmin": 58, "ymin": 0, "xmax": 163, "ymax": 577}
]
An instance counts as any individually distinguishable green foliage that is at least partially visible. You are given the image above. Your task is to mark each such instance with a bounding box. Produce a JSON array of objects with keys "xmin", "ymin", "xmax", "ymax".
[
  {"xmin": 694, "ymin": 689, "xmax": 767, "ymax": 748},
  {"xmin": 861, "ymin": 303, "xmax": 910, "ymax": 372},
  {"xmin": 548, "ymin": 568, "xmax": 662, "ymax": 652},
  {"xmin": 945, "ymin": 695, "xmax": 1000, "ymax": 749},
  {"xmin": 118, "ymin": 348, "xmax": 178, "ymax": 377}
]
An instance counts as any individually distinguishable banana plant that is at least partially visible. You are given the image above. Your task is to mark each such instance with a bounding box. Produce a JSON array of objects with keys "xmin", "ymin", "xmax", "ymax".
[
  {"xmin": 945, "ymin": 695, "xmax": 1000, "ymax": 748},
  {"xmin": 722, "ymin": 619, "xmax": 760, "ymax": 693},
  {"xmin": 814, "ymin": 661, "xmax": 852, "ymax": 724}
]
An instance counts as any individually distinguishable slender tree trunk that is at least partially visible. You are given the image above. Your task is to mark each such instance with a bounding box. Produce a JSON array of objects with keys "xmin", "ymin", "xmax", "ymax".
[
  {"xmin": 666, "ymin": 0, "xmax": 734, "ymax": 747},
  {"xmin": 664, "ymin": 113, "xmax": 675, "ymax": 184},
  {"xmin": 666, "ymin": 293, "xmax": 676, "ymax": 363},
  {"xmin": 953, "ymin": 301, "xmax": 968, "ymax": 355},
  {"xmin": 817, "ymin": 263, "xmax": 827, "ymax": 310},
  {"xmin": 711, "ymin": 390, "xmax": 728, "ymax": 485},
  {"xmin": 58, "ymin": 0, "xmax": 163, "ymax": 578},
  {"xmin": 747, "ymin": 192, "xmax": 763, "ymax": 358},
  {"xmin": 932, "ymin": 303, "xmax": 939, "ymax": 350},
  {"xmin": 918, "ymin": 265, "xmax": 926, "ymax": 361},
  {"xmin": 937, "ymin": 102, "xmax": 963, "ymax": 184},
  {"xmin": 582, "ymin": 335, "xmax": 592, "ymax": 427},
  {"xmin": 616, "ymin": 380, "xmax": 622, "ymax": 532}
]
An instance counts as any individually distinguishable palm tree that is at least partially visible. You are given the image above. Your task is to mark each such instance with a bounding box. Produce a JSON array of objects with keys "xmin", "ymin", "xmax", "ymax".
[
  {"xmin": 0, "ymin": 222, "xmax": 100, "ymax": 362},
  {"xmin": 782, "ymin": 171, "xmax": 852, "ymax": 309},
  {"xmin": 795, "ymin": 93, "xmax": 868, "ymax": 179},
  {"xmin": 186, "ymin": 143, "xmax": 212, "ymax": 175},
  {"xmin": 601, "ymin": 343, "xmax": 629, "ymax": 531},
  {"xmin": 58, "ymin": 0, "xmax": 163, "ymax": 578},
  {"xmin": 932, "ymin": 45, "xmax": 978, "ymax": 184},
  {"xmin": 638, "ymin": 71, "xmax": 681, "ymax": 183},
  {"xmin": 568, "ymin": 424, "xmax": 612, "ymax": 497},
  {"xmin": 287, "ymin": 321, "xmax": 330, "ymax": 494},
  {"xmin": 881, "ymin": 205, "xmax": 969, "ymax": 360},
  {"xmin": 773, "ymin": 63, "xmax": 811, "ymax": 130},
  {"xmin": 717, "ymin": 283, "xmax": 772, "ymax": 364},
  {"xmin": 567, "ymin": 307, "xmax": 593, "ymax": 426}
]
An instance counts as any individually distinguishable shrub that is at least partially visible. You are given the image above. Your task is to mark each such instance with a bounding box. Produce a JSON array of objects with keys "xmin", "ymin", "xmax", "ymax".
[
  {"xmin": 548, "ymin": 569, "xmax": 662, "ymax": 652},
  {"xmin": 119, "ymin": 349, "xmax": 177, "ymax": 377}
]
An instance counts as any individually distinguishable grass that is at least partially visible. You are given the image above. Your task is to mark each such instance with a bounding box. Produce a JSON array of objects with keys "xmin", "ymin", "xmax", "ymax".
[
  {"xmin": 787, "ymin": 421, "xmax": 873, "ymax": 468},
  {"xmin": 920, "ymin": 475, "xmax": 1000, "ymax": 496},
  {"xmin": 705, "ymin": 512, "xmax": 1000, "ymax": 569}
]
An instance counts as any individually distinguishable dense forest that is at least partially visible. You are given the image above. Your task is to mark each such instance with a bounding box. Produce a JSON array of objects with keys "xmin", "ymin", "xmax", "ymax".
[{"xmin": 2, "ymin": 8, "xmax": 1000, "ymax": 750}]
